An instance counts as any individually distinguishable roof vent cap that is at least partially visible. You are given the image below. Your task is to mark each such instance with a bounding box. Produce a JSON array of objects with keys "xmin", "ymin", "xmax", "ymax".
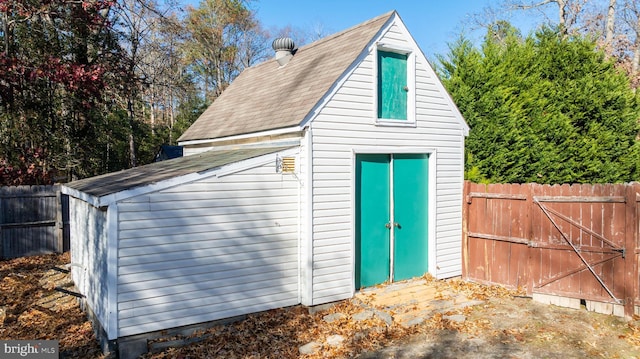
[{"xmin": 272, "ymin": 37, "xmax": 295, "ymax": 66}]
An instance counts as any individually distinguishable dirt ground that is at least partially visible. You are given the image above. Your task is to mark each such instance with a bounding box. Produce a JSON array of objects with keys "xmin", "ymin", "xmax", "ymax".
[
  {"xmin": 1, "ymin": 253, "xmax": 640, "ymax": 358},
  {"xmin": 358, "ymin": 295, "xmax": 640, "ymax": 359}
]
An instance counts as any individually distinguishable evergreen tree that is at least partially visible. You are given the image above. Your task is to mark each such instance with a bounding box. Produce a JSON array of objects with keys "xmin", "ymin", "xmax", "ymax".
[{"xmin": 439, "ymin": 24, "xmax": 640, "ymax": 184}]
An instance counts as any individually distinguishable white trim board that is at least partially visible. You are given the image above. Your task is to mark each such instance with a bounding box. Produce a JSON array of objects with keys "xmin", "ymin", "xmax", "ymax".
[
  {"xmin": 107, "ymin": 203, "xmax": 119, "ymax": 340},
  {"xmin": 63, "ymin": 147, "xmax": 300, "ymax": 208},
  {"xmin": 178, "ymin": 126, "xmax": 302, "ymax": 147}
]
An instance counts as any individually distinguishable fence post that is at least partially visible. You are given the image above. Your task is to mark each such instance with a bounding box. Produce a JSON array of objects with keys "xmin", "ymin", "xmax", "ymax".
[
  {"xmin": 526, "ymin": 183, "xmax": 535, "ymax": 297},
  {"xmin": 462, "ymin": 181, "xmax": 470, "ymax": 279},
  {"xmin": 61, "ymin": 193, "xmax": 70, "ymax": 252},
  {"xmin": 624, "ymin": 184, "xmax": 638, "ymax": 318},
  {"xmin": 55, "ymin": 185, "xmax": 63, "ymax": 254}
]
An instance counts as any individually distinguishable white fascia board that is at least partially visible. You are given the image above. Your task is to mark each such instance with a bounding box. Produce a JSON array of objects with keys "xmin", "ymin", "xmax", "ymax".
[
  {"xmin": 61, "ymin": 185, "xmax": 102, "ymax": 208},
  {"xmin": 216, "ymin": 147, "xmax": 299, "ymax": 177},
  {"xmin": 177, "ymin": 126, "xmax": 302, "ymax": 147},
  {"xmin": 299, "ymin": 14, "xmax": 396, "ymax": 129},
  {"xmin": 72, "ymin": 147, "xmax": 298, "ymax": 207},
  {"xmin": 380, "ymin": 13, "xmax": 470, "ymax": 137},
  {"xmin": 96, "ymin": 169, "xmax": 219, "ymax": 207},
  {"xmin": 202, "ymin": 138, "xmax": 302, "ymax": 152}
]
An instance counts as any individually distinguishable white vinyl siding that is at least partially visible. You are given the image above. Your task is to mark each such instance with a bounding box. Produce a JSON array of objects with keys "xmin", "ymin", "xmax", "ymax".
[
  {"xmin": 115, "ymin": 162, "xmax": 300, "ymax": 337},
  {"xmin": 68, "ymin": 197, "xmax": 111, "ymax": 335},
  {"xmin": 309, "ymin": 22, "xmax": 465, "ymax": 304}
]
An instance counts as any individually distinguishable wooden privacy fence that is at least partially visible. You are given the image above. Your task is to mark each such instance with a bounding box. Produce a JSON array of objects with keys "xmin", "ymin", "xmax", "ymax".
[
  {"xmin": 463, "ymin": 181, "xmax": 640, "ymax": 317},
  {"xmin": 0, "ymin": 185, "xmax": 69, "ymax": 259}
]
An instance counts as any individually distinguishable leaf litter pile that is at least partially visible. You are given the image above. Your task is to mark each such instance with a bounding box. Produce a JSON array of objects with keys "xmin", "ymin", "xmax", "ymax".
[
  {"xmin": 0, "ymin": 253, "xmax": 103, "ymax": 358},
  {"xmin": 2, "ymin": 254, "xmax": 640, "ymax": 358}
]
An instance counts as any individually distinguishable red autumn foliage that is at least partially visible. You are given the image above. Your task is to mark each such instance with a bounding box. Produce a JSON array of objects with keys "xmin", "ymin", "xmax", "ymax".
[
  {"xmin": 0, "ymin": 54, "xmax": 107, "ymax": 106},
  {"xmin": 0, "ymin": 0, "xmax": 114, "ymax": 107},
  {"xmin": 0, "ymin": 147, "xmax": 54, "ymax": 186}
]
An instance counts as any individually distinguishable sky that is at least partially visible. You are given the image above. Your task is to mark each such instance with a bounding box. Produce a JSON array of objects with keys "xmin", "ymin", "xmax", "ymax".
[{"xmin": 248, "ymin": 0, "xmax": 549, "ymax": 59}]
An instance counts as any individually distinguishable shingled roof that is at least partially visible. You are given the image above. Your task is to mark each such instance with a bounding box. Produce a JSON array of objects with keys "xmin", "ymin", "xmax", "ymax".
[
  {"xmin": 178, "ymin": 11, "xmax": 395, "ymax": 143},
  {"xmin": 63, "ymin": 146, "xmax": 293, "ymax": 205}
]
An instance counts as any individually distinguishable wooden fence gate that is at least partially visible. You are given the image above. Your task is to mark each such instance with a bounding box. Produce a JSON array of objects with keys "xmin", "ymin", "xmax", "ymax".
[
  {"xmin": 0, "ymin": 185, "xmax": 70, "ymax": 259},
  {"xmin": 463, "ymin": 181, "xmax": 640, "ymax": 317}
]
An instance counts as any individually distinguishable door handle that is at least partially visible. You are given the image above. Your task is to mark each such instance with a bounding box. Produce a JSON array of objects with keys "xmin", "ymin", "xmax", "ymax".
[
  {"xmin": 385, "ymin": 223, "xmax": 392, "ymax": 229},
  {"xmin": 394, "ymin": 222, "xmax": 401, "ymax": 229}
]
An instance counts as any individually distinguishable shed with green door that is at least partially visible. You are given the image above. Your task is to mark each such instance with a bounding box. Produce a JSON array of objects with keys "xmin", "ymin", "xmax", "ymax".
[
  {"xmin": 63, "ymin": 10, "xmax": 469, "ymax": 353},
  {"xmin": 180, "ymin": 9, "xmax": 469, "ymax": 304}
]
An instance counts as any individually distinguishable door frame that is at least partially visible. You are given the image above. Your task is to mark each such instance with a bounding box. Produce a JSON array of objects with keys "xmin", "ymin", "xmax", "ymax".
[{"xmin": 351, "ymin": 147, "xmax": 437, "ymax": 294}]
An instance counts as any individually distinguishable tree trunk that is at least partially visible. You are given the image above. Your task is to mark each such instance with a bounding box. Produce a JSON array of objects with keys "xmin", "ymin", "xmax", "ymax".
[
  {"xmin": 127, "ymin": 98, "xmax": 137, "ymax": 168},
  {"xmin": 168, "ymin": 90, "xmax": 175, "ymax": 145},
  {"xmin": 215, "ymin": 54, "xmax": 224, "ymax": 97},
  {"xmin": 606, "ymin": 0, "xmax": 616, "ymax": 46},
  {"xmin": 633, "ymin": 36, "xmax": 640, "ymax": 75},
  {"xmin": 558, "ymin": 0, "xmax": 567, "ymax": 32},
  {"xmin": 128, "ymin": 132, "xmax": 137, "ymax": 167},
  {"xmin": 2, "ymin": 11, "xmax": 9, "ymax": 54},
  {"xmin": 149, "ymin": 89, "xmax": 156, "ymax": 136}
]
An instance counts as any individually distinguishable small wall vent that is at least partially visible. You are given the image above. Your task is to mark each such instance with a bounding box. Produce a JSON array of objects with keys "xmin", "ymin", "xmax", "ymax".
[{"xmin": 276, "ymin": 155, "xmax": 296, "ymax": 173}]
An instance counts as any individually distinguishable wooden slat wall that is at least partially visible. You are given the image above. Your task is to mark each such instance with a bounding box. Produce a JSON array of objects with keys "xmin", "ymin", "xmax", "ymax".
[
  {"xmin": 463, "ymin": 181, "xmax": 640, "ymax": 316},
  {"xmin": 0, "ymin": 185, "xmax": 69, "ymax": 259}
]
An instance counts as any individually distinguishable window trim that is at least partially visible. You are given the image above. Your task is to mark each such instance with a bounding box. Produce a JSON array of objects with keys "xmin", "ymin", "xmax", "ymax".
[{"xmin": 374, "ymin": 43, "xmax": 416, "ymax": 127}]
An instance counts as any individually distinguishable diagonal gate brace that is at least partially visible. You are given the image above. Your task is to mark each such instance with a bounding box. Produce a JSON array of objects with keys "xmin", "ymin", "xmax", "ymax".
[{"xmin": 534, "ymin": 199, "xmax": 622, "ymax": 304}]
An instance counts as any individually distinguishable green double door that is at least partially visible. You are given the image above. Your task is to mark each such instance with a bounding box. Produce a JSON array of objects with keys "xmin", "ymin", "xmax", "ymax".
[{"xmin": 355, "ymin": 153, "xmax": 429, "ymax": 289}]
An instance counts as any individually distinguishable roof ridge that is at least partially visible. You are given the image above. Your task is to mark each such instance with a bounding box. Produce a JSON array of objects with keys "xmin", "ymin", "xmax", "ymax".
[
  {"xmin": 296, "ymin": 10, "xmax": 395, "ymax": 52},
  {"xmin": 245, "ymin": 10, "xmax": 395, "ymax": 72}
]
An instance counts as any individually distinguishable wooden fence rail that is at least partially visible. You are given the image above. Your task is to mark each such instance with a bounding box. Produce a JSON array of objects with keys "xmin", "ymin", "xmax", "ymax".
[
  {"xmin": 0, "ymin": 185, "xmax": 69, "ymax": 259},
  {"xmin": 463, "ymin": 181, "xmax": 640, "ymax": 317}
]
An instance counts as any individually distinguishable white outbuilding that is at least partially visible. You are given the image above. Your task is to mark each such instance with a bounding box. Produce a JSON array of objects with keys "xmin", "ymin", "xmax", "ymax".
[{"xmin": 62, "ymin": 10, "xmax": 469, "ymax": 356}]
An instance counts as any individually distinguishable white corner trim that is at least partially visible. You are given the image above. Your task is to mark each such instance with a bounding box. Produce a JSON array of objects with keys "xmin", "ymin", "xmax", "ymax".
[
  {"xmin": 427, "ymin": 150, "xmax": 438, "ymax": 276},
  {"xmin": 106, "ymin": 203, "xmax": 118, "ymax": 340},
  {"xmin": 302, "ymin": 128, "xmax": 314, "ymax": 306},
  {"xmin": 349, "ymin": 149, "xmax": 357, "ymax": 297}
]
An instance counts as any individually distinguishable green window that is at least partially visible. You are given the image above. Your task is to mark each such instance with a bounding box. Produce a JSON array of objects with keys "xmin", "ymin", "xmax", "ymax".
[{"xmin": 377, "ymin": 50, "xmax": 408, "ymax": 120}]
